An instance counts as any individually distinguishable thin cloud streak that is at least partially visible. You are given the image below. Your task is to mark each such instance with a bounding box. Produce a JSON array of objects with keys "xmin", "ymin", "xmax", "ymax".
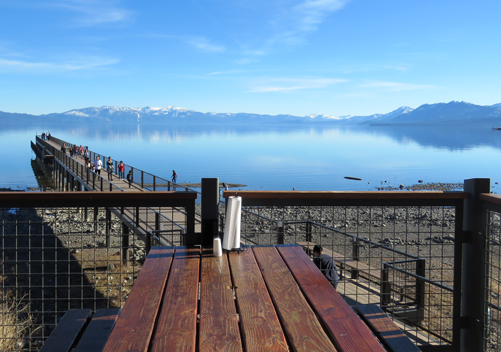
[
  {"xmin": 0, "ymin": 56, "xmax": 120, "ymax": 73},
  {"xmin": 360, "ymin": 81, "xmax": 436, "ymax": 91},
  {"xmin": 251, "ymin": 77, "xmax": 347, "ymax": 92},
  {"xmin": 55, "ymin": 0, "xmax": 133, "ymax": 26},
  {"xmin": 187, "ymin": 37, "xmax": 225, "ymax": 52},
  {"xmin": 268, "ymin": 0, "xmax": 349, "ymax": 46}
]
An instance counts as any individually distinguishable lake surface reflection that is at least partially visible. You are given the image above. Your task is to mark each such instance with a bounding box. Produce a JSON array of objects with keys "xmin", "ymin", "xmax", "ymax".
[{"xmin": 3, "ymin": 123, "xmax": 501, "ymax": 193}]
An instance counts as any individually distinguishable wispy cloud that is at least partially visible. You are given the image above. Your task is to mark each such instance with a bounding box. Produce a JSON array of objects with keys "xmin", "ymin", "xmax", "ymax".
[
  {"xmin": 0, "ymin": 56, "xmax": 119, "ymax": 73},
  {"xmin": 144, "ymin": 33, "xmax": 225, "ymax": 53},
  {"xmin": 360, "ymin": 81, "xmax": 435, "ymax": 91},
  {"xmin": 269, "ymin": 0, "xmax": 349, "ymax": 46},
  {"xmin": 55, "ymin": 0, "xmax": 133, "ymax": 26},
  {"xmin": 186, "ymin": 37, "xmax": 225, "ymax": 52},
  {"xmin": 251, "ymin": 77, "xmax": 347, "ymax": 92},
  {"xmin": 208, "ymin": 70, "xmax": 245, "ymax": 76}
]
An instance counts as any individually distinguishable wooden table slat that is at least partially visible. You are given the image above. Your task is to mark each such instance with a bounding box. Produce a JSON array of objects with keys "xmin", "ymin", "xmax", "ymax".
[
  {"xmin": 40, "ymin": 309, "xmax": 92, "ymax": 352},
  {"xmin": 151, "ymin": 247, "xmax": 200, "ymax": 352},
  {"xmin": 103, "ymin": 247, "xmax": 175, "ymax": 352},
  {"xmin": 73, "ymin": 308, "xmax": 120, "ymax": 352},
  {"xmin": 277, "ymin": 245, "xmax": 386, "ymax": 352},
  {"xmin": 200, "ymin": 249, "xmax": 243, "ymax": 352},
  {"xmin": 228, "ymin": 249, "xmax": 288, "ymax": 352},
  {"xmin": 356, "ymin": 305, "xmax": 421, "ymax": 352},
  {"xmin": 252, "ymin": 246, "xmax": 337, "ymax": 352}
]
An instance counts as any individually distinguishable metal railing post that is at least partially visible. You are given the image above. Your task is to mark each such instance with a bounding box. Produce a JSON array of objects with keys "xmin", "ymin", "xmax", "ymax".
[
  {"xmin": 352, "ymin": 238, "xmax": 360, "ymax": 261},
  {"xmin": 306, "ymin": 221, "xmax": 312, "ymax": 242},
  {"xmin": 122, "ymin": 222, "xmax": 130, "ymax": 266},
  {"xmin": 94, "ymin": 207, "xmax": 98, "ymax": 236},
  {"xmin": 277, "ymin": 222, "xmax": 284, "ymax": 244},
  {"xmin": 461, "ymin": 178, "xmax": 490, "ymax": 352},
  {"xmin": 106, "ymin": 208, "xmax": 111, "ymax": 248},
  {"xmin": 416, "ymin": 258, "xmax": 426, "ymax": 310},
  {"xmin": 201, "ymin": 178, "xmax": 219, "ymax": 247},
  {"xmin": 380, "ymin": 264, "xmax": 391, "ymax": 309}
]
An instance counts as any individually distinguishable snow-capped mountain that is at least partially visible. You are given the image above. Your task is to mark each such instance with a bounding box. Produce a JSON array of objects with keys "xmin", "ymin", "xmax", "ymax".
[
  {"xmin": 375, "ymin": 101, "xmax": 501, "ymax": 124},
  {"xmin": 1, "ymin": 101, "xmax": 501, "ymax": 126}
]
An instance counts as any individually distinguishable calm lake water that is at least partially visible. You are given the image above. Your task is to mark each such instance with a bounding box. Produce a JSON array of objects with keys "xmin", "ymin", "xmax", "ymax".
[{"xmin": 3, "ymin": 123, "xmax": 501, "ymax": 193}]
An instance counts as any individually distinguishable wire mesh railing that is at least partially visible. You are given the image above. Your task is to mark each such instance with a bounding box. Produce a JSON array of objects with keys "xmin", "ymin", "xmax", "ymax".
[
  {"xmin": 481, "ymin": 194, "xmax": 501, "ymax": 351},
  {"xmin": 221, "ymin": 191, "xmax": 466, "ymax": 351},
  {"xmin": 0, "ymin": 192, "xmax": 196, "ymax": 351}
]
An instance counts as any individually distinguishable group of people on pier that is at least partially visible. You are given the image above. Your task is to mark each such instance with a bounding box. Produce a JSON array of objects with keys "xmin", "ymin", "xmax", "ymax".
[
  {"xmin": 41, "ymin": 132, "xmax": 51, "ymax": 140},
  {"xmin": 57, "ymin": 139, "xmax": 178, "ymax": 190},
  {"xmin": 58, "ymin": 141, "xmax": 133, "ymax": 187}
]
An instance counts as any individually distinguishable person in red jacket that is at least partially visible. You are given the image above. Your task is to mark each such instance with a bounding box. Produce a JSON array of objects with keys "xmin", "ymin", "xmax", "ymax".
[{"xmin": 118, "ymin": 161, "xmax": 125, "ymax": 180}]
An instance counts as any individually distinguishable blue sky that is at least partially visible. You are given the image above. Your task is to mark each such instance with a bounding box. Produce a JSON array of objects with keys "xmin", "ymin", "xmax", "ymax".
[{"xmin": 1, "ymin": 0, "xmax": 500, "ymax": 117}]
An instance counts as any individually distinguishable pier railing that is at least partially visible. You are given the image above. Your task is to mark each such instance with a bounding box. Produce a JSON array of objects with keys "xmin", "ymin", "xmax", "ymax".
[
  {"xmin": 35, "ymin": 137, "xmax": 123, "ymax": 192},
  {"xmin": 46, "ymin": 135, "xmax": 198, "ymax": 193}
]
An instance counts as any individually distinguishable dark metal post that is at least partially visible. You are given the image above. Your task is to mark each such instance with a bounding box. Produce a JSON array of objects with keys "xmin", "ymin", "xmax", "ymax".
[
  {"xmin": 461, "ymin": 178, "xmax": 490, "ymax": 352},
  {"xmin": 141, "ymin": 171, "xmax": 144, "ymax": 189},
  {"xmin": 185, "ymin": 200, "xmax": 196, "ymax": 246},
  {"xmin": 106, "ymin": 208, "xmax": 111, "ymax": 248},
  {"xmin": 145, "ymin": 232, "xmax": 152, "ymax": 254},
  {"xmin": 416, "ymin": 259, "xmax": 426, "ymax": 310},
  {"xmin": 380, "ymin": 264, "xmax": 391, "ymax": 309},
  {"xmin": 155, "ymin": 212, "xmax": 160, "ymax": 238},
  {"xmin": 94, "ymin": 207, "xmax": 98, "ymax": 236},
  {"xmin": 135, "ymin": 207, "xmax": 140, "ymax": 227},
  {"xmin": 352, "ymin": 238, "xmax": 360, "ymax": 261},
  {"xmin": 201, "ymin": 178, "xmax": 219, "ymax": 247},
  {"xmin": 122, "ymin": 222, "xmax": 130, "ymax": 266},
  {"xmin": 153, "ymin": 176, "xmax": 155, "ymax": 191},
  {"xmin": 306, "ymin": 221, "xmax": 312, "ymax": 242},
  {"xmin": 277, "ymin": 222, "xmax": 284, "ymax": 244}
]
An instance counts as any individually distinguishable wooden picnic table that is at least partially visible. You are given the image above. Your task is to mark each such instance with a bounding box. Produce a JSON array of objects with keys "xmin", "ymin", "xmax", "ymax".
[{"xmin": 103, "ymin": 244, "xmax": 389, "ymax": 352}]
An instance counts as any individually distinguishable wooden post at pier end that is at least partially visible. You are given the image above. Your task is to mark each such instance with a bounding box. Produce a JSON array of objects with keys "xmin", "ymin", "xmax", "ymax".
[
  {"xmin": 462, "ymin": 178, "xmax": 490, "ymax": 352},
  {"xmin": 201, "ymin": 178, "xmax": 219, "ymax": 247}
]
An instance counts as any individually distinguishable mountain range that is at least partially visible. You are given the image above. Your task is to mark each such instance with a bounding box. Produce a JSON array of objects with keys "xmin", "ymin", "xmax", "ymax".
[{"xmin": 2, "ymin": 101, "xmax": 501, "ymax": 126}]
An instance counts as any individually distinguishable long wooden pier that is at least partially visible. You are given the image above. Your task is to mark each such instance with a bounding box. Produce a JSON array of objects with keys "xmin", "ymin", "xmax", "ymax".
[{"xmin": 32, "ymin": 135, "xmax": 202, "ymax": 246}]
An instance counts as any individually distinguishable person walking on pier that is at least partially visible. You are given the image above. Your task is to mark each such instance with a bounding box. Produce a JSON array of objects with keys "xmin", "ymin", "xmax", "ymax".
[
  {"xmin": 118, "ymin": 161, "xmax": 125, "ymax": 180},
  {"xmin": 95, "ymin": 156, "xmax": 103, "ymax": 175},
  {"xmin": 107, "ymin": 157, "xmax": 114, "ymax": 181},
  {"xmin": 171, "ymin": 170, "xmax": 177, "ymax": 183},
  {"xmin": 126, "ymin": 170, "xmax": 134, "ymax": 188}
]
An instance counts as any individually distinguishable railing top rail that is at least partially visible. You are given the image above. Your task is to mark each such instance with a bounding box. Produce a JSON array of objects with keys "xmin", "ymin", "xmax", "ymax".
[
  {"xmin": 479, "ymin": 193, "xmax": 501, "ymax": 213},
  {"xmin": 0, "ymin": 191, "xmax": 197, "ymax": 207},
  {"xmin": 224, "ymin": 190, "xmax": 467, "ymax": 200},
  {"xmin": 480, "ymin": 193, "xmax": 501, "ymax": 205}
]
